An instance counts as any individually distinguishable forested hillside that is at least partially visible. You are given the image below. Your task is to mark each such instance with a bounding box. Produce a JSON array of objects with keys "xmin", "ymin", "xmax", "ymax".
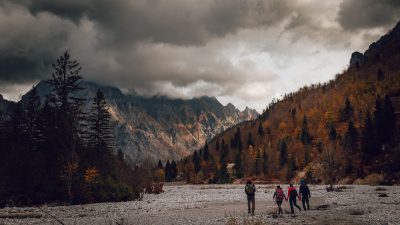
[{"xmin": 174, "ymin": 22, "xmax": 400, "ymax": 185}]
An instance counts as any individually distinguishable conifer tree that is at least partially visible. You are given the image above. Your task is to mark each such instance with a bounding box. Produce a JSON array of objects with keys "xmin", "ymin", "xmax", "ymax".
[
  {"xmin": 170, "ymin": 160, "xmax": 178, "ymax": 180},
  {"xmin": 23, "ymin": 87, "xmax": 42, "ymax": 150},
  {"xmin": 262, "ymin": 147, "xmax": 269, "ymax": 176},
  {"xmin": 203, "ymin": 143, "xmax": 209, "ymax": 161},
  {"xmin": 165, "ymin": 160, "xmax": 171, "ymax": 182},
  {"xmin": 192, "ymin": 151, "xmax": 201, "ymax": 173},
  {"xmin": 233, "ymin": 151, "xmax": 243, "ymax": 178},
  {"xmin": 47, "ymin": 51, "xmax": 85, "ymax": 203},
  {"xmin": 258, "ymin": 122, "xmax": 264, "ymax": 136},
  {"xmin": 301, "ymin": 115, "xmax": 312, "ymax": 144},
  {"xmin": 218, "ymin": 157, "xmax": 229, "ymax": 183},
  {"xmin": 382, "ymin": 95, "xmax": 395, "ymax": 144},
  {"xmin": 279, "ymin": 139, "xmax": 288, "ymax": 168},
  {"xmin": 344, "ymin": 120, "xmax": 358, "ymax": 153},
  {"xmin": 157, "ymin": 160, "xmax": 163, "ymax": 170},
  {"xmin": 247, "ymin": 132, "xmax": 254, "ymax": 147},
  {"xmin": 362, "ymin": 112, "xmax": 378, "ymax": 162}
]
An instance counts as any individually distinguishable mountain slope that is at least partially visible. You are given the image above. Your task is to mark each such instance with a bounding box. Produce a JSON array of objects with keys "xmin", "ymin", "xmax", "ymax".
[
  {"xmin": 180, "ymin": 21, "xmax": 400, "ymax": 184},
  {"xmin": 28, "ymin": 81, "xmax": 258, "ymax": 165}
]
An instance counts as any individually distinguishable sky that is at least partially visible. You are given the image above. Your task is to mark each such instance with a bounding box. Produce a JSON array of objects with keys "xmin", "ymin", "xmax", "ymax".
[{"xmin": 0, "ymin": 0, "xmax": 399, "ymax": 112}]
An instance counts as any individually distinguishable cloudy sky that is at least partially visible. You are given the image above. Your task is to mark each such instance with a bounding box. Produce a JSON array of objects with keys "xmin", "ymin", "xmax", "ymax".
[{"xmin": 0, "ymin": 0, "xmax": 399, "ymax": 112}]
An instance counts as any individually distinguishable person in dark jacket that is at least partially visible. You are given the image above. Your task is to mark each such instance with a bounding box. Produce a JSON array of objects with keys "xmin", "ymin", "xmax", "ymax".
[
  {"xmin": 245, "ymin": 180, "xmax": 256, "ymax": 216},
  {"xmin": 299, "ymin": 180, "xmax": 311, "ymax": 210},
  {"xmin": 287, "ymin": 184, "xmax": 301, "ymax": 214},
  {"xmin": 273, "ymin": 185, "xmax": 287, "ymax": 215}
]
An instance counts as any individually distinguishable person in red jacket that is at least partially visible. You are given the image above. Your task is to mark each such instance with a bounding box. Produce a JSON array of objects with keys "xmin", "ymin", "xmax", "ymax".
[{"xmin": 287, "ymin": 184, "xmax": 301, "ymax": 214}]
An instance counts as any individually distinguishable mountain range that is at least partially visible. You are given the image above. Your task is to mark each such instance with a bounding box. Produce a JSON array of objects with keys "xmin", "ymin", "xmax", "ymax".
[{"xmin": 0, "ymin": 81, "xmax": 258, "ymax": 165}]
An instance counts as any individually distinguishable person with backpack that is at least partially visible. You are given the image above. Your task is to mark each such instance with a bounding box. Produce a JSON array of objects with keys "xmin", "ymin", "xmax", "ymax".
[
  {"xmin": 245, "ymin": 180, "xmax": 256, "ymax": 216},
  {"xmin": 299, "ymin": 180, "xmax": 311, "ymax": 211},
  {"xmin": 287, "ymin": 184, "xmax": 301, "ymax": 214},
  {"xmin": 273, "ymin": 185, "xmax": 287, "ymax": 215}
]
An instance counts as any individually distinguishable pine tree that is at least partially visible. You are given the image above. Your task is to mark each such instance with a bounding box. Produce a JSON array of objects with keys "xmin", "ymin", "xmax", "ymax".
[
  {"xmin": 47, "ymin": 51, "xmax": 85, "ymax": 203},
  {"xmin": 377, "ymin": 68, "xmax": 384, "ymax": 81},
  {"xmin": 362, "ymin": 112, "xmax": 378, "ymax": 162},
  {"xmin": 23, "ymin": 87, "xmax": 43, "ymax": 150},
  {"xmin": 279, "ymin": 139, "xmax": 288, "ymax": 168},
  {"xmin": 247, "ymin": 132, "xmax": 254, "ymax": 147},
  {"xmin": 301, "ymin": 116, "xmax": 312, "ymax": 144},
  {"xmin": 258, "ymin": 122, "xmax": 264, "ymax": 136},
  {"xmin": 287, "ymin": 155, "xmax": 296, "ymax": 181},
  {"xmin": 382, "ymin": 95, "xmax": 395, "ymax": 144},
  {"xmin": 170, "ymin": 160, "xmax": 178, "ymax": 180},
  {"xmin": 344, "ymin": 120, "xmax": 358, "ymax": 153},
  {"xmin": 165, "ymin": 160, "xmax": 171, "ymax": 182},
  {"xmin": 218, "ymin": 157, "xmax": 229, "ymax": 184},
  {"xmin": 233, "ymin": 151, "xmax": 243, "ymax": 178},
  {"xmin": 262, "ymin": 147, "xmax": 269, "ymax": 176},
  {"xmin": 328, "ymin": 125, "xmax": 337, "ymax": 141},
  {"xmin": 192, "ymin": 151, "xmax": 201, "ymax": 173},
  {"xmin": 203, "ymin": 143, "xmax": 209, "ymax": 161},
  {"xmin": 373, "ymin": 97, "xmax": 384, "ymax": 147},
  {"xmin": 339, "ymin": 97, "xmax": 354, "ymax": 122},
  {"xmin": 157, "ymin": 160, "xmax": 164, "ymax": 170}
]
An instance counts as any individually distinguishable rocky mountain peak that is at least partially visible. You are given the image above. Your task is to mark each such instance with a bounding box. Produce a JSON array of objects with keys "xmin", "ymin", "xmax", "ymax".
[{"xmin": 27, "ymin": 80, "xmax": 257, "ymax": 164}]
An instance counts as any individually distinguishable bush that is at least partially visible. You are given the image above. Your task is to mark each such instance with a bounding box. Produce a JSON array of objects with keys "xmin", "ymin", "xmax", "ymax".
[
  {"xmin": 145, "ymin": 182, "xmax": 164, "ymax": 194},
  {"xmin": 77, "ymin": 178, "xmax": 143, "ymax": 204}
]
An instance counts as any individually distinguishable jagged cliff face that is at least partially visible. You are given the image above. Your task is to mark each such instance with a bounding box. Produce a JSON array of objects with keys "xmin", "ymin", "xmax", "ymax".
[{"xmin": 31, "ymin": 81, "xmax": 258, "ymax": 165}]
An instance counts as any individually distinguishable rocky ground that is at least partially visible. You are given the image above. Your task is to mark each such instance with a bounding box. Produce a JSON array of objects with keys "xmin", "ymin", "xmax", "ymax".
[{"xmin": 0, "ymin": 184, "xmax": 399, "ymax": 225}]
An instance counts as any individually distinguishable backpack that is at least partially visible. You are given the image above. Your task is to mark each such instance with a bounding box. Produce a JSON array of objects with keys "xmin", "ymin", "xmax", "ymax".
[
  {"xmin": 245, "ymin": 184, "xmax": 255, "ymax": 195},
  {"xmin": 276, "ymin": 189, "xmax": 284, "ymax": 201},
  {"xmin": 290, "ymin": 188, "xmax": 298, "ymax": 199}
]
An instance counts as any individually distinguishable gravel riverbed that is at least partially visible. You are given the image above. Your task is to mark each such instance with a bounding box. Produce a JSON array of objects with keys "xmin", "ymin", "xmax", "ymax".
[{"xmin": 0, "ymin": 184, "xmax": 399, "ymax": 225}]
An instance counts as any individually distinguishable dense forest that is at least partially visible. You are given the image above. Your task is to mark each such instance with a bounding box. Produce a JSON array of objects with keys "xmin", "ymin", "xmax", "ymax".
[
  {"xmin": 0, "ymin": 52, "xmax": 146, "ymax": 206},
  {"xmin": 161, "ymin": 22, "xmax": 400, "ymax": 185}
]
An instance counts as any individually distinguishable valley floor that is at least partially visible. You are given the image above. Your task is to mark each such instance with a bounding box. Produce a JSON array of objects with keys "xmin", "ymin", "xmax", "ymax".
[{"xmin": 0, "ymin": 184, "xmax": 399, "ymax": 225}]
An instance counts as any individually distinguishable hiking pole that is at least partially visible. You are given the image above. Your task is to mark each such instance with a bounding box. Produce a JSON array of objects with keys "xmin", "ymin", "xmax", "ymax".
[{"xmin": 37, "ymin": 207, "xmax": 66, "ymax": 225}]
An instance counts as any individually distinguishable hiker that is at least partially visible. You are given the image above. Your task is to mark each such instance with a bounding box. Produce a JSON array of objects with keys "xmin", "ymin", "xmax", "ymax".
[
  {"xmin": 273, "ymin": 185, "xmax": 287, "ymax": 215},
  {"xmin": 299, "ymin": 180, "xmax": 311, "ymax": 211},
  {"xmin": 245, "ymin": 180, "xmax": 256, "ymax": 216},
  {"xmin": 287, "ymin": 184, "xmax": 301, "ymax": 214}
]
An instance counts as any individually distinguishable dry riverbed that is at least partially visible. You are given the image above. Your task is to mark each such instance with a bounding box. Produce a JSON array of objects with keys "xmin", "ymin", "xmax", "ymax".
[{"xmin": 0, "ymin": 184, "xmax": 399, "ymax": 225}]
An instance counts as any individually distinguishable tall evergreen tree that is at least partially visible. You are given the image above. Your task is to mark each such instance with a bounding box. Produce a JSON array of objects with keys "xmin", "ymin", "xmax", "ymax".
[
  {"xmin": 203, "ymin": 143, "xmax": 209, "ymax": 161},
  {"xmin": 301, "ymin": 115, "xmax": 312, "ymax": 144},
  {"xmin": 157, "ymin": 160, "xmax": 164, "ymax": 170},
  {"xmin": 218, "ymin": 157, "xmax": 229, "ymax": 184},
  {"xmin": 170, "ymin": 160, "xmax": 178, "ymax": 180},
  {"xmin": 344, "ymin": 120, "xmax": 358, "ymax": 153},
  {"xmin": 233, "ymin": 151, "xmax": 243, "ymax": 178},
  {"xmin": 192, "ymin": 151, "xmax": 201, "ymax": 173},
  {"xmin": 362, "ymin": 112, "xmax": 378, "ymax": 162},
  {"xmin": 258, "ymin": 122, "xmax": 264, "ymax": 136},
  {"xmin": 279, "ymin": 139, "xmax": 288, "ymax": 168},
  {"xmin": 373, "ymin": 97, "xmax": 384, "ymax": 146},
  {"xmin": 23, "ymin": 87, "xmax": 43, "ymax": 150},
  {"xmin": 47, "ymin": 51, "xmax": 85, "ymax": 203},
  {"xmin": 247, "ymin": 132, "xmax": 254, "ymax": 147},
  {"xmin": 262, "ymin": 147, "xmax": 269, "ymax": 176},
  {"xmin": 382, "ymin": 95, "xmax": 395, "ymax": 144},
  {"xmin": 165, "ymin": 160, "xmax": 171, "ymax": 182}
]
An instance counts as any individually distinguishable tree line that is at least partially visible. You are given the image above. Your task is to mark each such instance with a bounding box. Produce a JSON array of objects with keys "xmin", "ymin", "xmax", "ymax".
[{"xmin": 0, "ymin": 52, "xmax": 144, "ymax": 206}]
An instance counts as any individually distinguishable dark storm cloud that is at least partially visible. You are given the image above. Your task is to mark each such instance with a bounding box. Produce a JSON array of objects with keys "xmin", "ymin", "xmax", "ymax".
[
  {"xmin": 337, "ymin": 0, "xmax": 400, "ymax": 30},
  {"xmin": 13, "ymin": 0, "xmax": 297, "ymax": 46},
  {"xmin": 1, "ymin": 0, "xmax": 398, "ymax": 109},
  {"xmin": 0, "ymin": 3, "xmax": 76, "ymax": 84}
]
